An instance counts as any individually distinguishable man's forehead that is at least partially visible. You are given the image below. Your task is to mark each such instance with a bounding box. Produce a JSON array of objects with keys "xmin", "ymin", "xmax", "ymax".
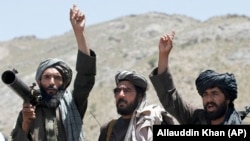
[
  {"xmin": 117, "ymin": 80, "xmax": 134, "ymax": 87},
  {"xmin": 42, "ymin": 68, "xmax": 61, "ymax": 75},
  {"xmin": 205, "ymin": 87, "xmax": 222, "ymax": 93}
]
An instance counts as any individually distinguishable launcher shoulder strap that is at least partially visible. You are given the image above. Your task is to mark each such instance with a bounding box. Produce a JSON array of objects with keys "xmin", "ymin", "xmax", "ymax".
[{"xmin": 106, "ymin": 119, "xmax": 117, "ymax": 141}]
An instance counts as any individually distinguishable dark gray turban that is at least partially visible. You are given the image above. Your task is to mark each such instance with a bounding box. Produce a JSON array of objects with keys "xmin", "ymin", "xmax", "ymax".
[
  {"xmin": 115, "ymin": 70, "xmax": 148, "ymax": 91},
  {"xmin": 195, "ymin": 69, "xmax": 237, "ymax": 102},
  {"xmin": 35, "ymin": 58, "xmax": 72, "ymax": 89}
]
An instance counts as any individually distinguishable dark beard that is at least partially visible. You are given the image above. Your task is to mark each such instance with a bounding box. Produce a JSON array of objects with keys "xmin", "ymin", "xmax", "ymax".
[
  {"xmin": 204, "ymin": 100, "xmax": 228, "ymax": 121},
  {"xmin": 116, "ymin": 95, "xmax": 140, "ymax": 116},
  {"xmin": 40, "ymin": 86, "xmax": 64, "ymax": 109}
]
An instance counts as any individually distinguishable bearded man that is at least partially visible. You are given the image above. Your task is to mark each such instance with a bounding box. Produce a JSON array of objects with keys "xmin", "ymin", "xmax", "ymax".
[
  {"xmin": 149, "ymin": 31, "xmax": 242, "ymax": 125},
  {"xmin": 11, "ymin": 5, "xmax": 96, "ymax": 141},
  {"xmin": 98, "ymin": 70, "xmax": 174, "ymax": 141}
]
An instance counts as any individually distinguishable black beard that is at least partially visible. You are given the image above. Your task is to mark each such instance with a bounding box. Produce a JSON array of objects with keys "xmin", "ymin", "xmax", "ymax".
[
  {"xmin": 40, "ymin": 86, "xmax": 64, "ymax": 109},
  {"xmin": 204, "ymin": 100, "xmax": 228, "ymax": 121},
  {"xmin": 116, "ymin": 95, "xmax": 140, "ymax": 116}
]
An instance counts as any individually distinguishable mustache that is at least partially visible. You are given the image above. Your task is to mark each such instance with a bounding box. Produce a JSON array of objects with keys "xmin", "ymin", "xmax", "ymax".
[
  {"xmin": 205, "ymin": 102, "xmax": 217, "ymax": 107},
  {"xmin": 46, "ymin": 85, "xmax": 57, "ymax": 90},
  {"xmin": 117, "ymin": 98, "xmax": 127, "ymax": 105}
]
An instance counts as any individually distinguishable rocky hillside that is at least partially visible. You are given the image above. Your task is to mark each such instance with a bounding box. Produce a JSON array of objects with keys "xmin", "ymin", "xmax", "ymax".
[{"xmin": 0, "ymin": 12, "xmax": 250, "ymax": 140}]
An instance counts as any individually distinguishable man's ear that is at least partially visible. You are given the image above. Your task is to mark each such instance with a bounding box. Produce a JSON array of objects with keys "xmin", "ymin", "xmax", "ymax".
[
  {"xmin": 138, "ymin": 93, "xmax": 143, "ymax": 102},
  {"xmin": 63, "ymin": 84, "xmax": 67, "ymax": 90},
  {"xmin": 226, "ymin": 99, "xmax": 231, "ymax": 105},
  {"xmin": 37, "ymin": 80, "xmax": 41, "ymax": 85}
]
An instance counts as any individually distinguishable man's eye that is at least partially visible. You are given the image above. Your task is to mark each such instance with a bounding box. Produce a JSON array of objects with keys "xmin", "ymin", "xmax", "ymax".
[
  {"xmin": 43, "ymin": 75, "xmax": 50, "ymax": 79},
  {"xmin": 114, "ymin": 88, "xmax": 121, "ymax": 94},
  {"xmin": 123, "ymin": 88, "xmax": 131, "ymax": 93},
  {"xmin": 113, "ymin": 88, "xmax": 132, "ymax": 94},
  {"xmin": 54, "ymin": 76, "xmax": 62, "ymax": 80}
]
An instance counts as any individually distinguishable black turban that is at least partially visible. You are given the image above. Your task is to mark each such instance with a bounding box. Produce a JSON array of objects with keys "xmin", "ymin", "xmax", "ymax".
[
  {"xmin": 35, "ymin": 58, "xmax": 72, "ymax": 90},
  {"xmin": 115, "ymin": 70, "xmax": 148, "ymax": 92},
  {"xmin": 195, "ymin": 70, "xmax": 237, "ymax": 102}
]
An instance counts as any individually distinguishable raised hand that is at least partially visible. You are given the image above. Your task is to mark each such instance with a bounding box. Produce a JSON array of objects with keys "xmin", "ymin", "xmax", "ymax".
[
  {"xmin": 159, "ymin": 31, "xmax": 175, "ymax": 55},
  {"xmin": 70, "ymin": 4, "xmax": 85, "ymax": 32},
  {"xmin": 157, "ymin": 31, "xmax": 175, "ymax": 74},
  {"xmin": 69, "ymin": 4, "xmax": 90, "ymax": 55}
]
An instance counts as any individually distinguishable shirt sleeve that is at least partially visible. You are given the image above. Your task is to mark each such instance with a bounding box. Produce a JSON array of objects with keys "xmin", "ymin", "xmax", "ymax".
[
  {"xmin": 73, "ymin": 49, "xmax": 96, "ymax": 119},
  {"xmin": 149, "ymin": 68, "xmax": 197, "ymax": 124}
]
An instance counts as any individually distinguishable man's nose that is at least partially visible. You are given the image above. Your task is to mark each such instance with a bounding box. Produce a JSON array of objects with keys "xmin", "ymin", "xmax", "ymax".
[
  {"xmin": 117, "ymin": 90, "xmax": 126, "ymax": 97},
  {"xmin": 206, "ymin": 94, "xmax": 214, "ymax": 102},
  {"xmin": 49, "ymin": 77, "xmax": 56, "ymax": 85}
]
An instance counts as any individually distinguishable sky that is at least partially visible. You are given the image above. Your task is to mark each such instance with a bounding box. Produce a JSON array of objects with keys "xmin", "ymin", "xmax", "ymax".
[{"xmin": 0, "ymin": 0, "xmax": 250, "ymax": 41}]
